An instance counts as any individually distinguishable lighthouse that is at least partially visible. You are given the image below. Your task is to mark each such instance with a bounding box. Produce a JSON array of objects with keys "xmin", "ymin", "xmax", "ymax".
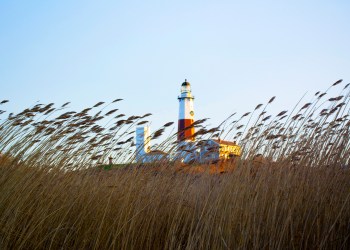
[{"xmin": 178, "ymin": 79, "xmax": 195, "ymax": 141}]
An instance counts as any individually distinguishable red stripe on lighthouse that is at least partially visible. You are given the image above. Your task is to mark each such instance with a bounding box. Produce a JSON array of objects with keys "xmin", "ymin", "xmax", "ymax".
[{"xmin": 178, "ymin": 119, "xmax": 195, "ymax": 141}]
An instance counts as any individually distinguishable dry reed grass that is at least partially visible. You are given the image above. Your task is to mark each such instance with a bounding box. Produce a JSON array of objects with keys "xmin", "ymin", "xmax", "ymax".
[{"xmin": 0, "ymin": 80, "xmax": 350, "ymax": 249}]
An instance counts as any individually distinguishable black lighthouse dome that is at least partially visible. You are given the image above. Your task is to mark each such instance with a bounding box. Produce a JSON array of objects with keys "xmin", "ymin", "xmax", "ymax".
[{"xmin": 182, "ymin": 79, "xmax": 190, "ymax": 86}]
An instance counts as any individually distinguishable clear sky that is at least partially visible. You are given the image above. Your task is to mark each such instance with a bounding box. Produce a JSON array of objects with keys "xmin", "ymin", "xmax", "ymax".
[{"xmin": 1, "ymin": 0, "xmax": 349, "ymax": 131}]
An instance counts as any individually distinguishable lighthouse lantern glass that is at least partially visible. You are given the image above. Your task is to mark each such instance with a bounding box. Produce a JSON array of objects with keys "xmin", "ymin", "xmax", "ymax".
[{"xmin": 181, "ymin": 85, "xmax": 191, "ymax": 93}]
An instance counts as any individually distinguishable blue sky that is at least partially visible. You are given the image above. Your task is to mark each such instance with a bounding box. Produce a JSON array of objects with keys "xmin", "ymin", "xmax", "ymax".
[{"xmin": 1, "ymin": 0, "xmax": 349, "ymax": 130}]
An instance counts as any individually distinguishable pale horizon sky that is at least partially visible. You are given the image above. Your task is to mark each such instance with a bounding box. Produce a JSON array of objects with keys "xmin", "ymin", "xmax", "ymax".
[{"xmin": 1, "ymin": 0, "xmax": 349, "ymax": 131}]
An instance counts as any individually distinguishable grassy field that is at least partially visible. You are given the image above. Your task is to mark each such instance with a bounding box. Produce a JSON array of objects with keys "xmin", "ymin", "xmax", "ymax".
[{"xmin": 1, "ymin": 80, "xmax": 350, "ymax": 249}]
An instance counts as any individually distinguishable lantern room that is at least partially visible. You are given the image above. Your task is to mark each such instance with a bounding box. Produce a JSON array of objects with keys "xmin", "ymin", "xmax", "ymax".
[{"xmin": 181, "ymin": 79, "xmax": 192, "ymax": 93}]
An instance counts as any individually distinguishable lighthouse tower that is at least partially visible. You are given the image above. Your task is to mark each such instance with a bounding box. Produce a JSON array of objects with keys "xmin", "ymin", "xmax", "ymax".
[{"xmin": 178, "ymin": 79, "xmax": 195, "ymax": 141}]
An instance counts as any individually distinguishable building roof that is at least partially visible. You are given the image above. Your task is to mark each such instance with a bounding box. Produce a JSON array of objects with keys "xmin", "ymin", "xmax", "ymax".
[{"xmin": 212, "ymin": 139, "xmax": 237, "ymax": 146}]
